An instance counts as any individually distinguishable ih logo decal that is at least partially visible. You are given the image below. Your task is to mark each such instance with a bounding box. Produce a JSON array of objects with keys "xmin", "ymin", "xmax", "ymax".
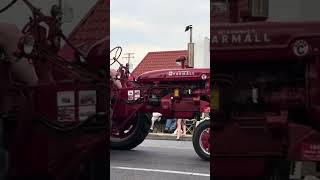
[{"xmin": 292, "ymin": 40, "xmax": 310, "ymax": 57}]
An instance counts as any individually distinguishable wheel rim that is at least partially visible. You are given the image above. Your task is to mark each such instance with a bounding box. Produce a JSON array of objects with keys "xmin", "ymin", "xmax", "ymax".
[
  {"xmin": 111, "ymin": 124, "xmax": 136, "ymax": 139},
  {"xmin": 110, "ymin": 116, "xmax": 139, "ymax": 142},
  {"xmin": 199, "ymin": 127, "xmax": 210, "ymax": 156}
]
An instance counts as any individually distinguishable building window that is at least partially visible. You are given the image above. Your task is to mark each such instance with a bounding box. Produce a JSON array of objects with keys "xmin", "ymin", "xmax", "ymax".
[
  {"xmin": 212, "ymin": 0, "xmax": 229, "ymax": 17},
  {"xmin": 250, "ymin": 0, "xmax": 268, "ymax": 17}
]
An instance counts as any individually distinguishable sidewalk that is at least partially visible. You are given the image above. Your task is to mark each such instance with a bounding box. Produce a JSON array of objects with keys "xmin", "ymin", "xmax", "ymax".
[{"xmin": 146, "ymin": 133, "xmax": 192, "ymax": 141}]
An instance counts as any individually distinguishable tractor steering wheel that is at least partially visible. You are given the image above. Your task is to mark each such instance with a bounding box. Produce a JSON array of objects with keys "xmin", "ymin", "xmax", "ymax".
[
  {"xmin": 0, "ymin": 0, "xmax": 17, "ymax": 14},
  {"xmin": 110, "ymin": 46, "xmax": 122, "ymax": 66}
]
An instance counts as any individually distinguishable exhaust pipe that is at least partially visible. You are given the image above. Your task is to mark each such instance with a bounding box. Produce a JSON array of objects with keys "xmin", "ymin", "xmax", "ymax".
[
  {"xmin": 185, "ymin": 25, "xmax": 194, "ymax": 68},
  {"xmin": 188, "ymin": 42, "xmax": 194, "ymax": 68}
]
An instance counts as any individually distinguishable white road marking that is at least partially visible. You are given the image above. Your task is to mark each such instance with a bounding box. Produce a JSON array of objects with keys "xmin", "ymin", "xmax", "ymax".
[
  {"xmin": 111, "ymin": 166, "xmax": 210, "ymax": 177},
  {"xmin": 138, "ymin": 144, "xmax": 194, "ymax": 150}
]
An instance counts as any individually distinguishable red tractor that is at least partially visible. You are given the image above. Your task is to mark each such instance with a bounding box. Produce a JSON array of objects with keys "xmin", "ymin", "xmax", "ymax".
[
  {"xmin": 212, "ymin": 22, "xmax": 320, "ymax": 179},
  {"xmin": 0, "ymin": 0, "xmax": 109, "ymax": 179},
  {"xmin": 109, "ymin": 47, "xmax": 211, "ymax": 160}
]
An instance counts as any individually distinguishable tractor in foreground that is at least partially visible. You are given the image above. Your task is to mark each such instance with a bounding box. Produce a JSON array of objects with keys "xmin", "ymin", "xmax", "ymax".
[
  {"xmin": 109, "ymin": 47, "xmax": 210, "ymax": 160},
  {"xmin": 212, "ymin": 22, "xmax": 320, "ymax": 179}
]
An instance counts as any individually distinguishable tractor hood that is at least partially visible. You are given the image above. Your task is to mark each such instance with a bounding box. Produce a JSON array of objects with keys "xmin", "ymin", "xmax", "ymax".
[
  {"xmin": 136, "ymin": 68, "xmax": 210, "ymax": 83},
  {"xmin": 211, "ymin": 22, "xmax": 320, "ymax": 63}
]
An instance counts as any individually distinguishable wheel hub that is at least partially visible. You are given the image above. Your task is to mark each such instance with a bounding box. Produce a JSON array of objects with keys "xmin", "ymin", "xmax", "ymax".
[{"xmin": 199, "ymin": 128, "xmax": 210, "ymax": 155}]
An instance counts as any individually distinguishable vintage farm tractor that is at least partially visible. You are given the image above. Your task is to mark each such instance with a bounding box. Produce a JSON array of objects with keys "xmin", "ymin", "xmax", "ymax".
[
  {"xmin": 109, "ymin": 47, "xmax": 211, "ymax": 159},
  {"xmin": 0, "ymin": 0, "xmax": 109, "ymax": 179},
  {"xmin": 212, "ymin": 22, "xmax": 320, "ymax": 179}
]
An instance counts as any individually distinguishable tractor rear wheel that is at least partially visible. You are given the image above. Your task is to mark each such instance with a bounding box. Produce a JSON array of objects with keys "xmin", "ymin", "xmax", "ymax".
[{"xmin": 111, "ymin": 113, "xmax": 151, "ymax": 150}]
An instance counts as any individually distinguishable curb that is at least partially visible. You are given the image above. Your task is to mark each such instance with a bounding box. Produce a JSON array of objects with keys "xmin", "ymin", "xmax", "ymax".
[{"xmin": 146, "ymin": 133, "xmax": 192, "ymax": 141}]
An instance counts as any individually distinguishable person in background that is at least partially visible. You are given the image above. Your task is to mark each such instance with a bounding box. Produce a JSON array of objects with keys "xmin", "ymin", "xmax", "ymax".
[
  {"xmin": 164, "ymin": 118, "xmax": 176, "ymax": 133},
  {"xmin": 150, "ymin": 112, "xmax": 162, "ymax": 132},
  {"xmin": 176, "ymin": 119, "xmax": 187, "ymax": 140}
]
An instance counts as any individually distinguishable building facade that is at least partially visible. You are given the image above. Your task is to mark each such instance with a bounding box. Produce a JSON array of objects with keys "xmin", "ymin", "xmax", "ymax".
[{"xmin": 212, "ymin": 0, "xmax": 320, "ymax": 23}]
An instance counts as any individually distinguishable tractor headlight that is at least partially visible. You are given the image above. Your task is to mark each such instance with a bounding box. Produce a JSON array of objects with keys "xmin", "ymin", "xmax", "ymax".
[{"xmin": 23, "ymin": 35, "xmax": 35, "ymax": 54}]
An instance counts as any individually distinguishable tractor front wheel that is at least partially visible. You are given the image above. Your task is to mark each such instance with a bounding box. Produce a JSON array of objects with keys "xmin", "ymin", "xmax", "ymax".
[
  {"xmin": 110, "ymin": 113, "xmax": 151, "ymax": 150},
  {"xmin": 192, "ymin": 120, "xmax": 210, "ymax": 161}
]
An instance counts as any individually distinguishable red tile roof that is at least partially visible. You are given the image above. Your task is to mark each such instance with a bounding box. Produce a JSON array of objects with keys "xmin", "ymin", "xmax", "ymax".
[
  {"xmin": 131, "ymin": 50, "xmax": 188, "ymax": 77},
  {"xmin": 59, "ymin": 0, "xmax": 109, "ymax": 60}
]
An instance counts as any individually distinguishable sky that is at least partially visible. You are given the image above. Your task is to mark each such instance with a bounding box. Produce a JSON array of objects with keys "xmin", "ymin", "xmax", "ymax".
[{"xmin": 110, "ymin": 0, "xmax": 210, "ymax": 70}]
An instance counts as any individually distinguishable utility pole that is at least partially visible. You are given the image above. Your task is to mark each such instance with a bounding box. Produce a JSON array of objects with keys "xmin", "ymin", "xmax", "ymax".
[{"xmin": 122, "ymin": 53, "xmax": 135, "ymax": 71}]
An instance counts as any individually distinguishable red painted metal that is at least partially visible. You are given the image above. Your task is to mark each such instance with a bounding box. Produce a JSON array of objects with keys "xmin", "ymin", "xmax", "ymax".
[
  {"xmin": 110, "ymin": 56, "xmax": 210, "ymax": 155},
  {"xmin": 212, "ymin": 22, "xmax": 320, "ymax": 62},
  {"xmin": 111, "ymin": 67, "xmax": 211, "ymax": 132},
  {"xmin": 137, "ymin": 68, "xmax": 210, "ymax": 83}
]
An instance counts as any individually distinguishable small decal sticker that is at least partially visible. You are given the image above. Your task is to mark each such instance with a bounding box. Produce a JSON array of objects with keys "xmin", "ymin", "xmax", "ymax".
[
  {"xmin": 79, "ymin": 90, "xmax": 96, "ymax": 105},
  {"xmin": 128, "ymin": 90, "xmax": 134, "ymax": 100},
  {"xmin": 57, "ymin": 91, "xmax": 75, "ymax": 106},
  {"xmin": 134, "ymin": 90, "xmax": 141, "ymax": 100}
]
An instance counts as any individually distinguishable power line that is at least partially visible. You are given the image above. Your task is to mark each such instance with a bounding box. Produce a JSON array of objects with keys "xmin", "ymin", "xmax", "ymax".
[
  {"xmin": 122, "ymin": 53, "xmax": 135, "ymax": 64},
  {"xmin": 122, "ymin": 53, "xmax": 135, "ymax": 71}
]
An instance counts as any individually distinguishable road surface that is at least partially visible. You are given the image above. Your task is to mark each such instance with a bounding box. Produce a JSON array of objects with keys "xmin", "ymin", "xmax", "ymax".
[{"xmin": 110, "ymin": 139, "xmax": 210, "ymax": 180}]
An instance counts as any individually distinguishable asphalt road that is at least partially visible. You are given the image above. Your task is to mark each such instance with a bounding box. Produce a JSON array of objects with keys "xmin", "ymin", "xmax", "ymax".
[{"xmin": 110, "ymin": 139, "xmax": 210, "ymax": 180}]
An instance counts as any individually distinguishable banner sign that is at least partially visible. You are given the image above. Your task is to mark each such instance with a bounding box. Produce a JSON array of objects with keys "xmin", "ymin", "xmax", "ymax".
[{"xmin": 301, "ymin": 143, "xmax": 320, "ymax": 161}]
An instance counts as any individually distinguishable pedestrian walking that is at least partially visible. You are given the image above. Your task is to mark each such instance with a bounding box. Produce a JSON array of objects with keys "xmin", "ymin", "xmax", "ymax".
[
  {"xmin": 164, "ymin": 118, "xmax": 176, "ymax": 133},
  {"xmin": 150, "ymin": 112, "xmax": 162, "ymax": 132},
  {"xmin": 176, "ymin": 119, "xmax": 187, "ymax": 140}
]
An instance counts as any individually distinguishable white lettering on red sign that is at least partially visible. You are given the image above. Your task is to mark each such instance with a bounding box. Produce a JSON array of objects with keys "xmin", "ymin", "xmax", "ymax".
[
  {"xmin": 212, "ymin": 30, "xmax": 271, "ymax": 44},
  {"xmin": 301, "ymin": 143, "xmax": 320, "ymax": 161},
  {"xmin": 168, "ymin": 71, "xmax": 195, "ymax": 76}
]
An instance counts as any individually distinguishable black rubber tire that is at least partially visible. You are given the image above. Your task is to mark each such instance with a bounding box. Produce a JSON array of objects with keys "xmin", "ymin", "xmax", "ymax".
[
  {"xmin": 192, "ymin": 120, "xmax": 210, "ymax": 161},
  {"xmin": 266, "ymin": 159, "xmax": 290, "ymax": 180},
  {"xmin": 110, "ymin": 113, "xmax": 151, "ymax": 150},
  {"xmin": 110, "ymin": 106, "xmax": 113, "ymax": 131},
  {"xmin": 79, "ymin": 160, "xmax": 107, "ymax": 180}
]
